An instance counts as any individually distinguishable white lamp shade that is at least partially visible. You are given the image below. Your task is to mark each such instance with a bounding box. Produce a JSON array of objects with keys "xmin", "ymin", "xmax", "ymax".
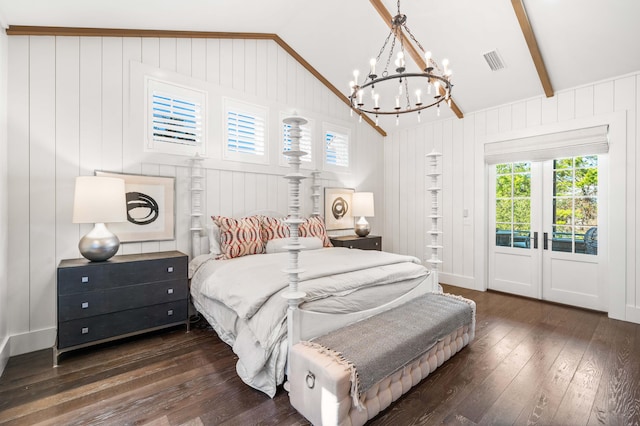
[
  {"xmin": 73, "ymin": 176, "xmax": 127, "ymax": 224},
  {"xmin": 352, "ymin": 192, "xmax": 375, "ymax": 217}
]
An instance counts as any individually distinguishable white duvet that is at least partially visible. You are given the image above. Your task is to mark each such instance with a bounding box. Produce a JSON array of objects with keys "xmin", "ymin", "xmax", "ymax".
[{"xmin": 190, "ymin": 247, "xmax": 430, "ymax": 397}]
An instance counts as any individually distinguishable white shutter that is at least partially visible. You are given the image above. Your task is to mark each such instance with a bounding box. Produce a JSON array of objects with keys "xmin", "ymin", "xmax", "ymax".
[
  {"xmin": 325, "ymin": 130, "xmax": 349, "ymax": 168},
  {"xmin": 224, "ymin": 99, "xmax": 268, "ymax": 164},
  {"xmin": 485, "ymin": 125, "xmax": 609, "ymax": 164},
  {"xmin": 151, "ymin": 92, "xmax": 202, "ymax": 146}
]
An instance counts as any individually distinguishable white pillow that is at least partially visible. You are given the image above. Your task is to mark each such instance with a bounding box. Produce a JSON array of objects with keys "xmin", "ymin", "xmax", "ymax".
[
  {"xmin": 266, "ymin": 237, "xmax": 323, "ymax": 254},
  {"xmin": 207, "ymin": 223, "xmax": 222, "ymax": 256}
]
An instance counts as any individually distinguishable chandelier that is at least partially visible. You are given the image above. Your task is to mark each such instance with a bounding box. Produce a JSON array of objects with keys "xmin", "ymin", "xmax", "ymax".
[{"xmin": 348, "ymin": 0, "xmax": 453, "ymax": 125}]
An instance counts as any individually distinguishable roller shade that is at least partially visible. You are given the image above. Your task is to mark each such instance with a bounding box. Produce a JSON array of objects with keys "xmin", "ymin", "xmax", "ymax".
[{"xmin": 484, "ymin": 125, "xmax": 609, "ymax": 164}]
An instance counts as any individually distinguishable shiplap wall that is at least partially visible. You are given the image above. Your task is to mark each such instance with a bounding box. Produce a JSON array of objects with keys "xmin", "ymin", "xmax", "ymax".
[
  {"xmin": 0, "ymin": 28, "xmax": 9, "ymax": 373},
  {"xmin": 384, "ymin": 72, "xmax": 640, "ymax": 323},
  {"xmin": 5, "ymin": 35, "xmax": 384, "ymax": 356}
]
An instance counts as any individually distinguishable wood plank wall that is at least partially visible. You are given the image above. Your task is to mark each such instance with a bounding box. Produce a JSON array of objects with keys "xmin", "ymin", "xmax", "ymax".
[
  {"xmin": 384, "ymin": 72, "xmax": 640, "ymax": 323},
  {"xmin": 0, "ymin": 28, "xmax": 9, "ymax": 373},
  {"xmin": 5, "ymin": 35, "xmax": 384, "ymax": 356}
]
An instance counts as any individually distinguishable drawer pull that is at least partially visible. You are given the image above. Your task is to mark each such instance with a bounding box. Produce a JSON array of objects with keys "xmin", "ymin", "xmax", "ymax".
[
  {"xmin": 349, "ymin": 245, "xmax": 353, "ymax": 249},
  {"xmin": 167, "ymin": 266, "xmax": 174, "ymax": 273},
  {"xmin": 81, "ymin": 276, "xmax": 89, "ymax": 283},
  {"xmin": 167, "ymin": 309, "xmax": 174, "ymax": 316},
  {"xmin": 81, "ymin": 302, "xmax": 89, "ymax": 309},
  {"xmin": 81, "ymin": 327, "xmax": 89, "ymax": 334},
  {"xmin": 167, "ymin": 288, "xmax": 174, "ymax": 294}
]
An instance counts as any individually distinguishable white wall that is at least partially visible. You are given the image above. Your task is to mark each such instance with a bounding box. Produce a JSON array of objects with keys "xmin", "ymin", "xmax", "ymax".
[
  {"xmin": 384, "ymin": 72, "xmax": 640, "ymax": 324},
  {"xmin": 0, "ymin": 27, "xmax": 10, "ymax": 375},
  {"xmin": 5, "ymin": 35, "xmax": 384, "ymax": 357}
]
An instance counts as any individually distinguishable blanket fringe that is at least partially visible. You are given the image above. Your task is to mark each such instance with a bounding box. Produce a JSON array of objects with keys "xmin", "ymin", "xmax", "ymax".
[{"xmin": 299, "ymin": 341, "xmax": 366, "ymax": 410}]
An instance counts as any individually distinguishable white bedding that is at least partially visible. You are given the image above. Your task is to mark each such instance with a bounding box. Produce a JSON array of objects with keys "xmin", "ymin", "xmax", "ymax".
[{"xmin": 189, "ymin": 247, "xmax": 431, "ymax": 397}]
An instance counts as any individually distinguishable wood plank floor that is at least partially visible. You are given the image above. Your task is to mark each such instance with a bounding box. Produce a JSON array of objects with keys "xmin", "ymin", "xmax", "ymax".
[{"xmin": 1, "ymin": 285, "xmax": 639, "ymax": 425}]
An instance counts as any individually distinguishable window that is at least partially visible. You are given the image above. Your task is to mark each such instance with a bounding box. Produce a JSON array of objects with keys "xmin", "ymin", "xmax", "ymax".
[
  {"xmin": 495, "ymin": 162, "xmax": 531, "ymax": 249},
  {"xmin": 146, "ymin": 78, "xmax": 206, "ymax": 156},
  {"xmin": 552, "ymin": 156, "xmax": 598, "ymax": 254},
  {"xmin": 223, "ymin": 98, "xmax": 268, "ymax": 164},
  {"xmin": 323, "ymin": 125, "xmax": 350, "ymax": 170},
  {"xmin": 281, "ymin": 116, "xmax": 313, "ymax": 167}
]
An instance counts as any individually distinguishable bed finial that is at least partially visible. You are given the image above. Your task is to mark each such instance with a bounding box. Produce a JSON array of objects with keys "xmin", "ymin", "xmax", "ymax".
[
  {"xmin": 310, "ymin": 170, "xmax": 321, "ymax": 217},
  {"xmin": 425, "ymin": 150, "xmax": 443, "ymax": 291},
  {"xmin": 282, "ymin": 116, "xmax": 308, "ymax": 390},
  {"xmin": 190, "ymin": 153, "xmax": 205, "ymax": 258}
]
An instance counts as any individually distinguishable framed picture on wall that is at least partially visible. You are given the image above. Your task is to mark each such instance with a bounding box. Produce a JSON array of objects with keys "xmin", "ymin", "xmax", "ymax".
[
  {"xmin": 324, "ymin": 187, "xmax": 354, "ymax": 231},
  {"xmin": 95, "ymin": 171, "xmax": 175, "ymax": 242}
]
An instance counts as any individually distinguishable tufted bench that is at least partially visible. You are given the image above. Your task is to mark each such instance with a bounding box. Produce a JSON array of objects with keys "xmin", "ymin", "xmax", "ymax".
[{"xmin": 289, "ymin": 293, "xmax": 475, "ymax": 426}]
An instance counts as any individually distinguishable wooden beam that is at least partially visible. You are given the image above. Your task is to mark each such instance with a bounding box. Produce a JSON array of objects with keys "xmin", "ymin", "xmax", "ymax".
[
  {"xmin": 369, "ymin": 0, "xmax": 464, "ymax": 119},
  {"xmin": 511, "ymin": 0, "xmax": 554, "ymax": 97},
  {"xmin": 5, "ymin": 25, "xmax": 387, "ymax": 137}
]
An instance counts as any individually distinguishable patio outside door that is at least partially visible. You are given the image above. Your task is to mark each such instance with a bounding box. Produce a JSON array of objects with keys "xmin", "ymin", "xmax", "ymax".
[{"xmin": 488, "ymin": 155, "xmax": 607, "ymax": 311}]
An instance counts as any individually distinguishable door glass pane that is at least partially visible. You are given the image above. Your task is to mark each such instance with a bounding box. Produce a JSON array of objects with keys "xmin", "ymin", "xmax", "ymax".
[
  {"xmin": 552, "ymin": 156, "xmax": 598, "ymax": 255},
  {"xmin": 495, "ymin": 162, "xmax": 531, "ymax": 249}
]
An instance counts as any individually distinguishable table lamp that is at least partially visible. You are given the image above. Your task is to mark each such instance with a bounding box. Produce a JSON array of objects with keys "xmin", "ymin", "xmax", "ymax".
[
  {"xmin": 352, "ymin": 192, "xmax": 374, "ymax": 237},
  {"xmin": 73, "ymin": 176, "xmax": 127, "ymax": 261}
]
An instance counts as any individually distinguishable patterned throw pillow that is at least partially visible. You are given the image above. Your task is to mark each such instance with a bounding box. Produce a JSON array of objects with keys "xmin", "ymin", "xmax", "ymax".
[
  {"xmin": 299, "ymin": 216, "xmax": 333, "ymax": 247},
  {"xmin": 212, "ymin": 215, "xmax": 265, "ymax": 259},
  {"xmin": 260, "ymin": 216, "xmax": 289, "ymax": 242}
]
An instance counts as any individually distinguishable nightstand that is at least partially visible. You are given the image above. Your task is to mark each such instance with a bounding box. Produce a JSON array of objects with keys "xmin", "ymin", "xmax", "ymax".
[
  {"xmin": 55, "ymin": 250, "xmax": 189, "ymax": 366},
  {"xmin": 329, "ymin": 235, "xmax": 382, "ymax": 251}
]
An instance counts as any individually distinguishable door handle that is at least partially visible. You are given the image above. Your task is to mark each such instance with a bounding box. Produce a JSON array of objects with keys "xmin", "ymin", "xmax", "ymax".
[
  {"xmin": 533, "ymin": 232, "xmax": 538, "ymax": 249},
  {"xmin": 543, "ymin": 232, "xmax": 548, "ymax": 250}
]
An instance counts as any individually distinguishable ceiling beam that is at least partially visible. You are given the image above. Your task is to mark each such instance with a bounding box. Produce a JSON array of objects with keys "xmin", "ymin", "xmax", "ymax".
[
  {"xmin": 369, "ymin": 0, "xmax": 464, "ymax": 119},
  {"xmin": 6, "ymin": 25, "xmax": 387, "ymax": 137},
  {"xmin": 511, "ymin": 0, "xmax": 554, "ymax": 97}
]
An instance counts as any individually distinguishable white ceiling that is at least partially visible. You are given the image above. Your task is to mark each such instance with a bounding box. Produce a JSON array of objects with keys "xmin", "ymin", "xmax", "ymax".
[{"xmin": 1, "ymin": 0, "xmax": 639, "ymax": 131}]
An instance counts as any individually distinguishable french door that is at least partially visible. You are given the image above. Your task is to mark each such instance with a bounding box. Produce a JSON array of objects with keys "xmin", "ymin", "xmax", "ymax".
[{"xmin": 488, "ymin": 155, "xmax": 607, "ymax": 311}]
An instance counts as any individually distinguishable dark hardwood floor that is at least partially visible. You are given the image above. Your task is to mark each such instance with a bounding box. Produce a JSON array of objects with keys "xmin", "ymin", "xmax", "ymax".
[{"xmin": 1, "ymin": 285, "xmax": 639, "ymax": 425}]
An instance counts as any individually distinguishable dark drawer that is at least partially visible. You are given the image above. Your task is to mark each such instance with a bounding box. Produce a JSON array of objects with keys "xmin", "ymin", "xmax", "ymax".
[
  {"xmin": 330, "ymin": 236, "xmax": 382, "ymax": 251},
  {"xmin": 58, "ymin": 256, "xmax": 187, "ymax": 295},
  {"xmin": 58, "ymin": 279, "xmax": 188, "ymax": 321},
  {"xmin": 57, "ymin": 300, "xmax": 188, "ymax": 349}
]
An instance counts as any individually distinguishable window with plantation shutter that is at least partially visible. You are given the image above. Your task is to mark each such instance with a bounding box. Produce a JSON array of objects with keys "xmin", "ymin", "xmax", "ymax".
[
  {"xmin": 146, "ymin": 78, "xmax": 206, "ymax": 156},
  {"xmin": 281, "ymin": 116, "xmax": 313, "ymax": 167},
  {"xmin": 224, "ymin": 98, "xmax": 268, "ymax": 164},
  {"xmin": 324, "ymin": 125, "xmax": 350, "ymax": 170}
]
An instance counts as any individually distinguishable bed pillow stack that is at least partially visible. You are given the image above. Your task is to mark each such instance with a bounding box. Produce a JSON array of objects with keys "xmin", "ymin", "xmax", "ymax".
[{"xmin": 209, "ymin": 214, "xmax": 333, "ymax": 259}]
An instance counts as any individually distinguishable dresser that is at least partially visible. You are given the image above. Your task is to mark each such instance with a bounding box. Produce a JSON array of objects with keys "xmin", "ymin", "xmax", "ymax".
[
  {"xmin": 55, "ymin": 250, "xmax": 189, "ymax": 366},
  {"xmin": 329, "ymin": 235, "xmax": 382, "ymax": 251}
]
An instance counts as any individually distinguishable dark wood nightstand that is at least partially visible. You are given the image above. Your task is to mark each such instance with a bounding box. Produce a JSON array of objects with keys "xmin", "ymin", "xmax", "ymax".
[
  {"xmin": 55, "ymin": 250, "xmax": 189, "ymax": 366},
  {"xmin": 329, "ymin": 235, "xmax": 382, "ymax": 251}
]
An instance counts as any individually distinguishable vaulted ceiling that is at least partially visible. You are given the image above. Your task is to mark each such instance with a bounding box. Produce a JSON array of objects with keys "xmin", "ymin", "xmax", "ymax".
[{"xmin": 1, "ymin": 0, "xmax": 639, "ymax": 131}]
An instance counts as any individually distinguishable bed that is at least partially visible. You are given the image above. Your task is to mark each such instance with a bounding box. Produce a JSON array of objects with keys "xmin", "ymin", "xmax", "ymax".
[{"xmin": 188, "ymin": 116, "xmax": 444, "ymax": 399}]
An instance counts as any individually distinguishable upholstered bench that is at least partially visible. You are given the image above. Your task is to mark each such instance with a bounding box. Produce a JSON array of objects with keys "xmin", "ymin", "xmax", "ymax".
[{"xmin": 289, "ymin": 292, "xmax": 475, "ymax": 426}]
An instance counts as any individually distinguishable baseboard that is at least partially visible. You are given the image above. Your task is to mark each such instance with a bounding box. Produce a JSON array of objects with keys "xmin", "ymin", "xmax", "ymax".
[
  {"xmin": 0, "ymin": 335, "xmax": 9, "ymax": 377},
  {"xmin": 438, "ymin": 273, "xmax": 479, "ymax": 291},
  {"xmin": 9, "ymin": 327, "xmax": 56, "ymax": 357},
  {"xmin": 625, "ymin": 305, "xmax": 640, "ymax": 324}
]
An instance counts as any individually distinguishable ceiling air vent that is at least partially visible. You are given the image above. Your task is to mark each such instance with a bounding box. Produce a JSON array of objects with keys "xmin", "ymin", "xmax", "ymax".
[{"xmin": 483, "ymin": 50, "xmax": 506, "ymax": 71}]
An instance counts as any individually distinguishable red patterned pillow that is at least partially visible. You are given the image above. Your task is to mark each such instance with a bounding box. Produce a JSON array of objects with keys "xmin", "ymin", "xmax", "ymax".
[
  {"xmin": 260, "ymin": 216, "xmax": 290, "ymax": 242},
  {"xmin": 212, "ymin": 215, "xmax": 265, "ymax": 259},
  {"xmin": 299, "ymin": 216, "xmax": 333, "ymax": 247}
]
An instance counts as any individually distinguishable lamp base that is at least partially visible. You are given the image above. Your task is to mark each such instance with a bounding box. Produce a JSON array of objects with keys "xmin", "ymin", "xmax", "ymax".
[
  {"xmin": 79, "ymin": 223, "xmax": 120, "ymax": 262},
  {"xmin": 354, "ymin": 216, "xmax": 371, "ymax": 237}
]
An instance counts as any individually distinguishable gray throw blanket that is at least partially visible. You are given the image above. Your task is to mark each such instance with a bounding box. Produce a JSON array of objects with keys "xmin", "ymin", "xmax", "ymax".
[{"xmin": 301, "ymin": 293, "xmax": 474, "ymax": 408}]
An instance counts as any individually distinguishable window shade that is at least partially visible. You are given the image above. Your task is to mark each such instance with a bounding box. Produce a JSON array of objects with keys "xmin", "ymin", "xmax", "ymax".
[{"xmin": 484, "ymin": 125, "xmax": 609, "ymax": 164}]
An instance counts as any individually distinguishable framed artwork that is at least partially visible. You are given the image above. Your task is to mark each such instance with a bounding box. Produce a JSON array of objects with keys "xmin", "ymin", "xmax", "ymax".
[
  {"xmin": 324, "ymin": 187, "xmax": 354, "ymax": 231},
  {"xmin": 95, "ymin": 171, "xmax": 175, "ymax": 242}
]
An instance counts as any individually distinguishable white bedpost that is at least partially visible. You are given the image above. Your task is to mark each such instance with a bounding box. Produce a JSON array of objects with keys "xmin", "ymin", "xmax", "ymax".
[
  {"xmin": 190, "ymin": 153, "xmax": 205, "ymax": 258},
  {"xmin": 282, "ymin": 116, "xmax": 308, "ymax": 391},
  {"xmin": 425, "ymin": 150, "xmax": 443, "ymax": 291},
  {"xmin": 310, "ymin": 170, "xmax": 321, "ymax": 217}
]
